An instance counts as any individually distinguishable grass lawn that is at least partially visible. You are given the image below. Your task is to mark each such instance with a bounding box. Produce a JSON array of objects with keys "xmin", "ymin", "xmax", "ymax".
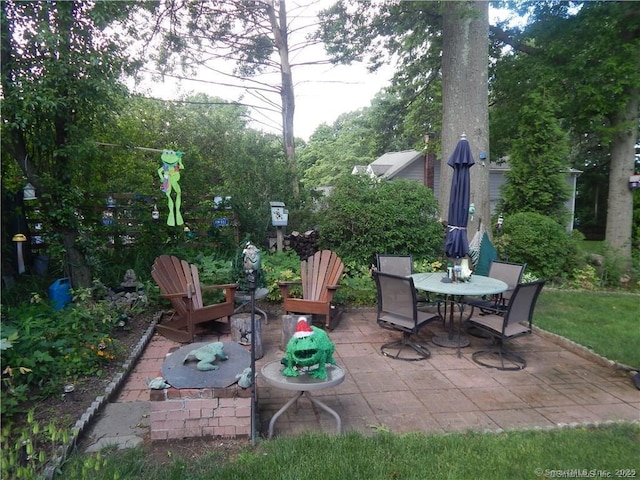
[
  {"xmin": 579, "ymin": 240, "xmax": 605, "ymax": 255},
  {"xmin": 534, "ymin": 289, "xmax": 640, "ymax": 368},
  {"xmin": 63, "ymin": 424, "xmax": 640, "ymax": 479}
]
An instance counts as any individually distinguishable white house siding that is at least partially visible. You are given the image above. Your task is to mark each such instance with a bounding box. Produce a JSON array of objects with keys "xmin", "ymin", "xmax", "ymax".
[
  {"xmin": 433, "ymin": 160, "xmax": 442, "ymax": 199},
  {"xmin": 489, "ymin": 168, "xmax": 507, "ymax": 216},
  {"xmin": 394, "ymin": 160, "xmax": 427, "ymax": 183},
  {"xmin": 432, "ymin": 161, "xmax": 576, "ymax": 231}
]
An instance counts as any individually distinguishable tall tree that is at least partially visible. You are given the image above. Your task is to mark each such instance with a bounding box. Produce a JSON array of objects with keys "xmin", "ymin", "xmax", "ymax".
[
  {"xmin": 141, "ymin": 0, "xmax": 334, "ymax": 199},
  {"xmin": 491, "ymin": 1, "xmax": 639, "ymax": 263},
  {"xmin": 499, "ymin": 89, "xmax": 571, "ymax": 222},
  {"xmin": 547, "ymin": 2, "xmax": 638, "ymax": 261},
  {"xmin": 440, "ymin": 1, "xmax": 489, "ymax": 237},
  {"xmin": 299, "ymin": 89, "xmax": 425, "ymax": 188},
  {"xmin": 318, "ymin": 0, "xmax": 490, "ymax": 241},
  {"xmin": 299, "ymin": 110, "xmax": 378, "ymax": 188},
  {"xmin": 1, "ymin": 1, "xmax": 141, "ymax": 286}
]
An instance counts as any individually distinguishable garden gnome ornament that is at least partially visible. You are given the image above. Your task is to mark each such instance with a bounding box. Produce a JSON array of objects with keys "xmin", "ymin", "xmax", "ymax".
[{"xmin": 158, "ymin": 149, "xmax": 184, "ymax": 226}]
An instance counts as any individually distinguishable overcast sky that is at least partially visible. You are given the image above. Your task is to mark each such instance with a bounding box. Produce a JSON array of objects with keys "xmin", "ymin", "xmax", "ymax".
[{"xmin": 130, "ymin": 3, "xmax": 512, "ymax": 141}]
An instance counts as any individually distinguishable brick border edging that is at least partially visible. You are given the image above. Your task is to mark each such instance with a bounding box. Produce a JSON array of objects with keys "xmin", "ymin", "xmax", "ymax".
[
  {"xmin": 44, "ymin": 311, "xmax": 161, "ymax": 479},
  {"xmin": 532, "ymin": 325, "xmax": 638, "ymax": 374}
]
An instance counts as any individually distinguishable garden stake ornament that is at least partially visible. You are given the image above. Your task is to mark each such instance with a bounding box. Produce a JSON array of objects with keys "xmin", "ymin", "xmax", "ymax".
[
  {"xmin": 158, "ymin": 149, "xmax": 184, "ymax": 226},
  {"xmin": 242, "ymin": 241, "xmax": 262, "ymax": 446}
]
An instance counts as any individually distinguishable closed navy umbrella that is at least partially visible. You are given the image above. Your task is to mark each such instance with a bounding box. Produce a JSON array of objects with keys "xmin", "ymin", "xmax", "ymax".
[{"xmin": 444, "ymin": 135, "xmax": 475, "ymax": 259}]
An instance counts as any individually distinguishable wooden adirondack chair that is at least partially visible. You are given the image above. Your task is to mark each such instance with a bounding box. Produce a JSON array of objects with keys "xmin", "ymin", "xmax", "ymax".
[
  {"xmin": 278, "ymin": 250, "xmax": 345, "ymax": 329},
  {"xmin": 151, "ymin": 255, "xmax": 238, "ymax": 343}
]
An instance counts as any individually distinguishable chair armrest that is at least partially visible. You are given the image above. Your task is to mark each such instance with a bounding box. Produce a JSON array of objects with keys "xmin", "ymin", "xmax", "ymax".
[
  {"xmin": 200, "ymin": 283, "xmax": 239, "ymax": 291},
  {"xmin": 326, "ymin": 284, "xmax": 341, "ymax": 290},
  {"xmin": 278, "ymin": 281, "xmax": 301, "ymax": 299},
  {"xmin": 200, "ymin": 283, "xmax": 238, "ymax": 303},
  {"xmin": 159, "ymin": 291, "xmax": 190, "ymax": 300}
]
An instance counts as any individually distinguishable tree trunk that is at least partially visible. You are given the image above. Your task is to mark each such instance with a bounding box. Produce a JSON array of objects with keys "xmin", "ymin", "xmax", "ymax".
[
  {"xmin": 267, "ymin": 0, "xmax": 299, "ymax": 198},
  {"xmin": 605, "ymin": 89, "xmax": 638, "ymax": 265},
  {"xmin": 440, "ymin": 1, "xmax": 490, "ymax": 242},
  {"xmin": 62, "ymin": 231, "xmax": 92, "ymax": 289}
]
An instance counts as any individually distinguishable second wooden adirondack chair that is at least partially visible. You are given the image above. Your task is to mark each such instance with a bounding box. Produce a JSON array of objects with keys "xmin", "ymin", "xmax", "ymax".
[
  {"xmin": 151, "ymin": 255, "xmax": 238, "ymax": 343},
  {"xmin": 278, "ymin": 250, "xmax": 345, "ymax": 329}
]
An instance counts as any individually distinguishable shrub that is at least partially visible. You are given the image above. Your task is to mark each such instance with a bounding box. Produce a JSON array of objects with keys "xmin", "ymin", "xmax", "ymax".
[
  {"xmin": 315, "ymin": 176, "xmax": 444, "ymax": 265},
  {"xmin": 566, "ymin": 264, "xmax": 599, "ymax": 290},
  {"xmin": 599, "ymin": 243, "xmax": 633, "ymax": 288},
  {"xmin": 334, "ymin": 261, "xmax": 377, "ymax": 306},
  {"xmin": 494, "ymin": 212, "xmax": 580, "ymax": 279},
  {"xmin": 260, "ymin": 250, "xmax": 302, "ymax": 301},
  {"xmin": 0, "ymin": 293, "xmax": 134, "ymax": 419}
]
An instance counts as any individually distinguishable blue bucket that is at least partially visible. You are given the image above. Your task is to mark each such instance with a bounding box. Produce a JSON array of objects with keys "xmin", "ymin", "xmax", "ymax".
[{"xmin": 49, "ymin": 278, "xmax": 72, "ymax": 311}]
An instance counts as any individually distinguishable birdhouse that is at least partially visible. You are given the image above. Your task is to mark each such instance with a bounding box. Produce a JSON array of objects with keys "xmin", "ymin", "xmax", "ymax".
[
  {"xmin": 270, "ymin": 201, "xmax": 288, "ymax": 227},
  {"xmin": 629, "ymin": 175, "xmax": 640, "ymax": 189},
  {"xmin": 23, "ymin": 183, "xmax": 37, "ymax": 201}
]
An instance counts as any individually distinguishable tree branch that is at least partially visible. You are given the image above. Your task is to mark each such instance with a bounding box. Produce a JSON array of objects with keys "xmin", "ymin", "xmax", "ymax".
[{"xmin": 490, "ymin": 25, "xmax": 539, "ymax": 55}]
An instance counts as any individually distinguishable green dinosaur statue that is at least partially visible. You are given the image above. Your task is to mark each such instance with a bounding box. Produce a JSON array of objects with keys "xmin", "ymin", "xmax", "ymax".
[
  {"xmin": 183, "ymin": 342, "xmax": 228, "ymax": 371},
  {"xmin": 282, "ymin": 321, "xmax": 336, "ymax": 380}
]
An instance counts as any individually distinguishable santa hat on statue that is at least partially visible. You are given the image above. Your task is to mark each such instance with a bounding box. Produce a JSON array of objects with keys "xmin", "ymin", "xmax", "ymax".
[{"xmin": 293, "ymin": 318, "xmax": 313, "ymax": 338}]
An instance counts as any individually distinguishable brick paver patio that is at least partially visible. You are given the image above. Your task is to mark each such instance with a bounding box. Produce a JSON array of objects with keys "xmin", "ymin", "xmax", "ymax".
[{"xmin": 115, "ymin": 307, "xmax": 639, "ymax": 439}]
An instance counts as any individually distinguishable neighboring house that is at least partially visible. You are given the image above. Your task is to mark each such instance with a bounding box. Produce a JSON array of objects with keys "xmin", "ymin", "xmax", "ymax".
[{"xmin": 352, "ymin": 149, "xmax": 581, "ymax": 231}]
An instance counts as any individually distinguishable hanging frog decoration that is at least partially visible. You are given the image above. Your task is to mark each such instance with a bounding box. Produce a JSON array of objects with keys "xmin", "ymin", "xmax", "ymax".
[{"xmin": 158, "ymin": 149, "xmax": 184, "ymax": 226}]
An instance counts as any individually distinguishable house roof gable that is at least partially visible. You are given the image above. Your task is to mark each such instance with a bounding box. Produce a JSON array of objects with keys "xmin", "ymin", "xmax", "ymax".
[{"xmin": 369, "ymin": 150, "xmax": 423, "ymax": 179}]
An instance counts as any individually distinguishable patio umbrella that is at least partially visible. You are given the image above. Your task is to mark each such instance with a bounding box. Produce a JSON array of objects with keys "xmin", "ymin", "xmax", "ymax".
[{"xmin": 444, "ymin": 134, "xmax": 475, "ymax": 259}]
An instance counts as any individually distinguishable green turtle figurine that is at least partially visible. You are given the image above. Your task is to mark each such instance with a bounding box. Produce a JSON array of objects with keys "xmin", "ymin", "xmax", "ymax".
[
  {"xmin": 183, "ymin": 342, "xmax": 228, "ymax": 371},
  {"xmin": 282, "ymin": 318, "xmax": 336, "ymax": 380}
]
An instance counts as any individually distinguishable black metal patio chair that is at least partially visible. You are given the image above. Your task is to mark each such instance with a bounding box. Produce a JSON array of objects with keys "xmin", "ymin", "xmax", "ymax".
[
  {"xmin": 468, "ymin": 279, "xmax": 545, "ymax": 370},
  {"xmin": 463, "ymin": 260, "xmax": 526, "ymax": 316},
  {"xmin": 373, "ymin": 271, "xmax": 439, "ymax": 361}
]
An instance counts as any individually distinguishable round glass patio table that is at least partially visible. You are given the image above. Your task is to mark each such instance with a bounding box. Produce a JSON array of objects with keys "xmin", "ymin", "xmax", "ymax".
[
  {"xmin": 261, "ymin": 361, "xmax": 345, "ymax": 438},
  {"xmin": 410, "ymin": 273, "xmax": 508, "ymax": 355}
]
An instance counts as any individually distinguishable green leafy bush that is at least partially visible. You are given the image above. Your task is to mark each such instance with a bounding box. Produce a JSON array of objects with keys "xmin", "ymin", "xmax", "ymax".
[
  {"xmin": 315, "ymin": 176, "xmax": 444, "ymax": 265},
  {"xmin": 1, "ymin": 295, "xmax": 132, "ymax": 419},
  {"xmin": 566, "ymin": 264, "xmax": 599, "ymax": 290},
  {"xmin": 599, "ymin": 243, "xmax": 633, "ymax": 288},
  {"xmin": 260, "ymin": 250, "xmax": 304, "ymax": 301},
  {"xmin": 334, "ymin": 262, "xmax": 377, "ymax": 306},
  {"xmin": 494, "ymin": 212, "xmax": 580, "ymax": 279}
]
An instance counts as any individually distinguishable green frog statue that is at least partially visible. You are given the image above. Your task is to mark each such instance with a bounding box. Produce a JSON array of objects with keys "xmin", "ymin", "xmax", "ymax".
[
  {"xmin": 282, "ymin": 318, "xmax": 336, "ymax": 380},
  {"xmin": 183, "ymin": 342, "xmax": 228, "ymax": 371}
]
